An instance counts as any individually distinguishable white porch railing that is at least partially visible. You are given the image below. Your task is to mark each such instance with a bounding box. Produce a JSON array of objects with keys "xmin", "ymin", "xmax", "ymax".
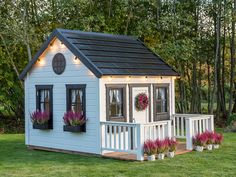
[
  {"xmin": 172, "ymin": 114, "xmax": 214, "ymax": 150},
  {"xmin": 100, "ymin": 120, "xmax": 172, "ymax": 161}
]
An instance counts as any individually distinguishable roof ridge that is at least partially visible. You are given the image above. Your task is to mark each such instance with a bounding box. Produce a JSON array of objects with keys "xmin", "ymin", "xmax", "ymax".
[{"xmin": 57, "ymin": 28, "xmax": 138, "ymax": 41}]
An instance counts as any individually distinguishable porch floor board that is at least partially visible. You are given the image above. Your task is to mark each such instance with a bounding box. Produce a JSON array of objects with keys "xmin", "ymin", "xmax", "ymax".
[{"xmin": 102, "ymin": 142, "xmax": 191, "ymax": 161}]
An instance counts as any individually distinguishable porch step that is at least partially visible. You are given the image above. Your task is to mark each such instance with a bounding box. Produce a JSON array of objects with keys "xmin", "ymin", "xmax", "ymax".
[{"xmin": 102, "ymin": 142, "xmax": 191, "ymax": 161}]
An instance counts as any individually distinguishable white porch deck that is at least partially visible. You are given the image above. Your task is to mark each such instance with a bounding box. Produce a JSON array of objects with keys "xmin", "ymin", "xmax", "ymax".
[{"xmin": 100, "ymin": 114, "xmax": 214, "ymax": 161}]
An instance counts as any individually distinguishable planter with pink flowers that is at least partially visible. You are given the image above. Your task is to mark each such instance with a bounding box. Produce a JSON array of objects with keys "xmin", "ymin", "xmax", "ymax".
[
  {"xmin": 63, "ymin": 111, "xmax": 86, "ymax": 133},
  {"xmin": 155, "ymin": 139, "xmax": 168, "ymax": 160},
  {"xmin": 143, "ymin": 140, "xmax": 156, "ymax": 161},
  {"xmin": 30, "ymin": 111, "xmax": 52, "ymax": 130},
  {"xmin": 213, "ymin": 132, "xmax": 223, "ymax": 149},
  {"xmin": 166, "ymin": 138, "xmax": 178, "ymax": 158},
  {"xmin": 192, "ymin": 133, "xmax": 207, "ymax": 152}
]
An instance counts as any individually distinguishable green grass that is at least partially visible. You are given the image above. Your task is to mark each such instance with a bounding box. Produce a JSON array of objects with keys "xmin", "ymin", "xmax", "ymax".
[{"xmin": 0, "ymin": 132, "xmax": 235, "ymax": 177}]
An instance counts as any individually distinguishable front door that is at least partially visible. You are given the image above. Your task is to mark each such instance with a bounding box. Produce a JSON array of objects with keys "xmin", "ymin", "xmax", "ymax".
[{"xmin": 130, "ymin": 85, "xmax": 150, "ymax": 123}]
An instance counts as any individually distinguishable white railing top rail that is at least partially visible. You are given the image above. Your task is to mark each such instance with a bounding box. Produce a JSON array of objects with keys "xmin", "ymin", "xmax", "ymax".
[
  {"xmin": 100, "ymin": 121, "xmax": 140, "ymax": 126},
  {"xmin": 142, "ymin": 120, "xmax": 170, "ymax": 126},
  {"xmin": 173, "ymin": 114, "xmax": 213, "ymax": 118},
  {"xmin": 100, "ymin": 120, "xmax": 170, "ymax": 127}
]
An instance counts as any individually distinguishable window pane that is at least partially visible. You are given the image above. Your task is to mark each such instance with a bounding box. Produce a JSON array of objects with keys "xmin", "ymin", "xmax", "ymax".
[
  {"xmin": 39, "ymin": 89, "xmax": 50, "ymax": 112},
  {"xmin": 70, "ymin": 89, "xmax": 83, "ymax": 113},
  {"xmin": 155, "ymin": 87, "xmax": 168, "ymax": 113},
  {"xmin": 109, "ymin": 89, "xmax": 123, "ymax": 117}
]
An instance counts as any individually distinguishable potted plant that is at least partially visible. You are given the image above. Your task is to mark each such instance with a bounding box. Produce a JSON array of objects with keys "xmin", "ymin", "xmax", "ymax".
[
  {"xmin": 30, "ymin": 111, "xmax": 51, "ymax": 130},
  {"xmin": 213, "ymin": 132, "xmax": 223, "ymax": 149},
  {"xmin": 192, "ymin": 133, "xmax": 207, "ymax": 152},
  {"xmin": 63, "ymin": 111, "xmax": 86, "ymax": 132},
  {"xmin": 166, "ymin": 138, "xmax": 178, "ymax": 158},
  {"xmin": 155, "ymin": 139, "xmax": 167, "ymax": 160},
  {"xmin": 143, "ymin": 140, "xmax": 156, "ymax": 161},
  {"xmin": 204, "ymin": 131, "xmax": 214, "ymax": 150}
]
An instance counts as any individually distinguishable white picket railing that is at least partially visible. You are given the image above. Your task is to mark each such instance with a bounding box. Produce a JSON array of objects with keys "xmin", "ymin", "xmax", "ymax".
[
  {"xmin": 172, "ymin": 114, "xmax": 214, "ymax": 150},
  {"xmin": 100, "ymin": 120, "xmax": 172, "ymax": 161}
]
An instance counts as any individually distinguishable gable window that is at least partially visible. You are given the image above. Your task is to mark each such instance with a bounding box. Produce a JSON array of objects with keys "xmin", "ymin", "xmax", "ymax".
[
  {"xmin": 36, "ymin": 85, "xmax": 53, "ymax": 128},
  {"xmin": 153, "ymin": 84, "xmax": 169, "ymax": 121},
  {"xmin": 66, "ymin": 85, "xmax": 86, "ymax": 115},
  {"xmin": 106, "ymin": 85, "xmax": 126, "ymax": 122}
]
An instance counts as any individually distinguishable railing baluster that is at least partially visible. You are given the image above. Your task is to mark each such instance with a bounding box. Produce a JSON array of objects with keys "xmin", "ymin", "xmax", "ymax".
[
  {"xmin": 123, "ymin": 126, "xmax": 126, "ymax": 150},
  {"xmin": 202, "ymin": 119, "xmax": 205, "ymax": 132},
  {"xmin": 181, "ymin": 117, "xmax": 184, "ymax": 137},
  {"xmin": 118, "ymin": 126, "xmax": 121, "ymax": 150},
  {"xmin": 114, "ymin": 126, "xmax": 117, "ymax": 149},
  {"xmin": 128, "ymin": 127, "xmax": 131, "ymax": 150},
  {"xmin": 199, "ymin": 119, "xmax": 202, "ymax": 133},
  {"xmin": 177, "ymin": 117, "xmax": 180, "ymax": 137},
  {"xmin": 109, "ymin": 125, "xmax": 112, "ymax": 148},
  {"xmin": 206, "ymin": 118, "xmax": 209, "ymax": 131},
  {"xmin": 158, "ymin": 125, "xmax": 161, "ymax": 139},
  {"xmin": 105, "ymin": 125, "xmax": 108, "ymax": 148}
]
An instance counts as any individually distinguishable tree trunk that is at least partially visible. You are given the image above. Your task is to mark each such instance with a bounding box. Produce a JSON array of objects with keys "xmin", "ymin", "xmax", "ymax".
[{"xmin": 228, "ymin": 0, "xmax": 236, "ymax": 117}]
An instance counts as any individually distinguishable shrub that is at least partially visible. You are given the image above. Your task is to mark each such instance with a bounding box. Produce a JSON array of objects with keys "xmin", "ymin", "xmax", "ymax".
[
  {"xmin": 30, "ymin": 111, "xmax": 50, "ymax": 125},
  {"xmin": 166, "ymin": 138, "xmax": 178, "ymax": 152},
  {"xmin": 143, "ymin": 140, "xmax": 156, "ymax": 156},
  {"xmin": 63, "ymin": 111, "xmax": 86, "ymax": 126},
  {"xmin": 155, "ymin": 139, "xmax": 168, "ymax": 154},
  {"xmin": 227, "ymin": 114, "xmax": 236, "ymax": 126}
]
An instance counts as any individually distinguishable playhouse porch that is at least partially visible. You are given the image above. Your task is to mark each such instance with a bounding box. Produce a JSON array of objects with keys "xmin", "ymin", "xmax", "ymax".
[{"xmin": 100, "ymin": 114, "xmax": 214, "ymax": 161}]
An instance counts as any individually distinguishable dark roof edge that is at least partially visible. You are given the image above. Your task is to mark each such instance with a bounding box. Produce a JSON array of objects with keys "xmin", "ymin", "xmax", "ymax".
[
  {"xmin": 58, "ymin": 28, "xmax": 137, "ymax": 40},
  {"xmin": 137, "ymin": 39, "xmax": 180, "ymax": 76},
  {"xmin": 19, "ymin": 29, "xmax": 103, "ymax": 80}
]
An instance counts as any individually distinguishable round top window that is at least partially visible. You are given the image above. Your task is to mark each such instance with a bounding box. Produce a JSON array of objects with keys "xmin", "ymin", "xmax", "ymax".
[{"xmin": 52, "ymin": 53, "xmax": 66, "ymax": 75}]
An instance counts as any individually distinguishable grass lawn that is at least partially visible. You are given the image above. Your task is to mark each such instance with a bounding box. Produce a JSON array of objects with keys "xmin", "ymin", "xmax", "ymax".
[{"xmin": 0, "ymin": 131, "xmax": 235, "ymax": 177}]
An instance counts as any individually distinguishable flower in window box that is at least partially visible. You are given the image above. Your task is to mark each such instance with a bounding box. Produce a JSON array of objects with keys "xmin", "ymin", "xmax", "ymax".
[
  {"xmin": 135, "ymin": 93, "xmax": 149, "ymax": 111},
  {"xmin": 30, "ymin": 111, "xmax": 50, "ymax": 130},
  {"xmin": 63, "ymin": 111, "xmax": 86, "ymax": 132}
]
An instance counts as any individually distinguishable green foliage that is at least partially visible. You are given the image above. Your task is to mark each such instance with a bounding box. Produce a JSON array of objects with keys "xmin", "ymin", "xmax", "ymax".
[
  {"xmin": 227, "ymin": 114, "xmax": 236, "ymax": 125},
  {"xmin": 0, "ymin": 0, "xmax": 235, "ymax": 121}
]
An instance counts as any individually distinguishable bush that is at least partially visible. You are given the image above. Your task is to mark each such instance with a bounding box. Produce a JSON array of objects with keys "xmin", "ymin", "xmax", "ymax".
[{"xmin": 227, "ymin": 114, "xmax": 236, "ymax": 126}]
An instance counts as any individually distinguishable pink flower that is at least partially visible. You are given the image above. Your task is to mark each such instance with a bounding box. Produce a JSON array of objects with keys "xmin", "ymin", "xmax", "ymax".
[
  {"xmin": 63, "ymin": 111, "xmax": 86, "ymax": 126},
  {"xmin": 30, "ymin": 110, "xmax": 50, "ymax": 125},
  {"xmin": 143, "ymin": 140, "xmax": 156, "ymax": 155}
]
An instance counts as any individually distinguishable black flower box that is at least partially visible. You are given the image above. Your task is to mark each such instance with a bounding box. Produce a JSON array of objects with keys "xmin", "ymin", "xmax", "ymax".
[
  {"xmin": 63, "ymin": 124, "xmax": 86, "ymax": 133},
  {"xmin": 33, "ymin": 123, "xmax": 51, "ymax": 130}
]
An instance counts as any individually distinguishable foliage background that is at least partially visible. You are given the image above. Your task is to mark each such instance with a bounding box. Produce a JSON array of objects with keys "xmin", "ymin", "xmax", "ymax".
[{"xmin": 0, "ymin": 0, "xmax": 235, "ymax": 132}]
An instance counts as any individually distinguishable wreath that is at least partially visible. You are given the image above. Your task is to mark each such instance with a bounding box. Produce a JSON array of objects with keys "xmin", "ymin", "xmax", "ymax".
[{"xmin": 135, "ymin": 93, "xmax": 149, "ymax": 111}]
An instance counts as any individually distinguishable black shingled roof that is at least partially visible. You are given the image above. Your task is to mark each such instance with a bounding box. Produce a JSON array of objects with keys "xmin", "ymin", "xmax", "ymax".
[{"xmin": 19, "ymin": 29, "xmax": 179, "ymax": 79}]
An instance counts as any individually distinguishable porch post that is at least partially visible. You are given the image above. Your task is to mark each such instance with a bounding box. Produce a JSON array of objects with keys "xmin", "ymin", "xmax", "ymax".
[
  {"xmin": 210, "ymin": 115, "xmax": 214, "ymax": 131},
  {"xmin": 136, "ymin": 124, "xmax": 144, "ymax": 161},
  {"xmin": 186, "ymin": 117, "xmax": 193, "ymax": 150},
  {"xmin": 167, "ymin": 120, "xmax": 172, "ymax": 138}
]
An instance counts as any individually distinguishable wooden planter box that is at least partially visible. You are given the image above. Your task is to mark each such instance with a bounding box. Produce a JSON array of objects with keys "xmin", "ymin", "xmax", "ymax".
[
  {"xmin": 33, "ymin": 123, "xmax": 51, "ymax": 130},
  {"xmin": 63, "ymin": 124, "xmax": 86, "ymax": 133}
]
